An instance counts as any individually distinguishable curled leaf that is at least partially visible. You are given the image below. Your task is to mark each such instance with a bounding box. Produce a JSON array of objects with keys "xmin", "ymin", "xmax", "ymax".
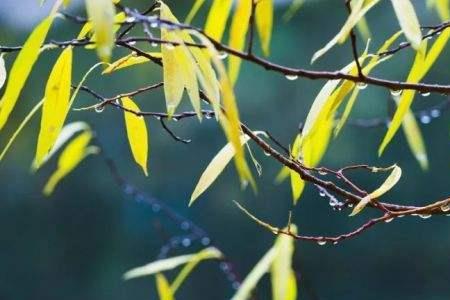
[{"xmin": 350, "ymin": 165, "xmax": 402, "ymax": 216}]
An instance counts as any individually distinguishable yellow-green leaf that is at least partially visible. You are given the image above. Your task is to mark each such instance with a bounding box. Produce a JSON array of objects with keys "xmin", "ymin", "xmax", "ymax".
[
  {"xmin": 102, "ymin": 52, "xmax": 161, "ymax": 74},
  {"xmin": 282, "ymin": 0, "xmax": 305, "ymax": 22},
  {"xmin": 0, "ymin": 16, "xmax": 54, "ymax": 131},
  {"xmin": 427, "ymin": 0, "xmax": 450, "ymax": 21},
  {"xmin": 34, "ymin": 47, "xmax": 73, "ymax": 170},
  {"xmin": 311, "ymin": 0, "xmax": 379, "ymax": 63},
  {"xmin": 85, "ymin": 0, "xmax": 116, "ymax": 62},
  {"xmin": 170, "ymin": 247, "xmax": 223, "ymax": 293},
  {"xmin": 255, "ymin": 0, "xmax": 274, "ymax": 56},
  {"xmin": 43, "ymin": 131, "xmax": 97, "ymax": 196},
  {"xmin": 390, "ymin": 0, "xmax": 422, "ymax": 50},
  {"xmin": 231, "ymin": 247, "xmax": 277, "ymax": 300},
  {"xmin": 190, "ymin": 133, "xmax": 256, "ymax": 206},
  {"xmin": 379, "ymin": 28, "xmax": 449, "ymax": 155},
  {"xmin": 204, "ymin": 0, "xmax": 233, "ymax": 41},
  {"xmin": 0, "ymin": 54, "xmax": 6, "ymax": 90},
  {"xmin": 155, "ymin": 274, "xmax": 174, "ymax": 300},
  {"xmin": 228, "ymin": 0, "xmax": 252, "ymax": 85},
  {"xmin": 122, "ymin": 97, "xmax": 149, "ymax": 176},
  {"xmin": 185, "ymin": 0, "xmax": 206, "ymax": 24},
  {"xmin": 396, "ymin": 97, "xmax": 429, "ymax": 170},
  {"xmin": 271, "ymin": 225, "xmax": 297, "ymax": 300},
  {"xmin": 290, "ymin": 134, "xmax": 305, "ymax": 204},
  {"xmin": 350, "ymin": 165, "xmax": 402, "ymax": 216}
]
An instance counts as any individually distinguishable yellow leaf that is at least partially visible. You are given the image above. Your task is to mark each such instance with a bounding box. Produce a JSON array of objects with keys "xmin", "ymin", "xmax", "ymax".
[
  {"xmin": 255, "ymin": 0, "xmax": 274, "ymax": 56},
  {"xmin": 350, "ymin": 165, "xmax": 402, "ymax": 216},
  {"xmin": 0, "ymin": 54, "xmax": 6, "ymax": 90},
  {"xmin": 311, "ymin": 0, "xmax": 379, "ymax": 63},
  {"xmin": 396, "ymin": 97, "xmax": 429, "ymax": 170},
  {"xmin": 185, "ymin": 0, "xmax": 206, "ymax": 24},
  {"xmin": 0, "ymin": 16, "xmax": 54, "ymax": 131},
  {"xmin": 34, "ymin": 47, "xmax": 73, "ymax": 170},
  {"xmin": 170, "ymin": 247, "xmax": 223, "ymax": 293},
  {"xmin": 85, "ymin": 0, "xmax": 116, "ymax": 62},
  {"xmin": 43, "ymin": 131, "xmax": 97, "ymax": 196},
  {"xmin": 122, "ymin": 97, "xmax": 149, "ymax": 176},
  {"xmin": 271, "ymin": 225, "xmax": 297, "ymax": 300},
  {"xmin": 155, "ymin": 274, "xmax": 174, "ymax": 300},
  {"xmin": 290, "ymin": 134, "xmax": 305, "ymax": 204},
  {"xmin": 190, "ymin": 133, "xmax": 261, "ymax": 206},
  {"xmin": 231, "ymin": 247, "xmax": 277, "ymax": 300},
  {"xmin": 379, "ymin": 28, "xmax": 449, "ymax": 155},
  {"xmin": 204, "ymin": 0, "xmax": 233, "ymax": 41},
  {"xmin": 78, "ymin": 12, "xmax": 125, "ymax": 41},
  {"xmin": 429, "ymin": 0, "xmax": 450, "ymax": 21},
  {"xmin": 228, "ymin": 0, "xmax": 252, "ymax": 85},
  {"xmin": 102, "ymin": 52, "xmax": 161, "ymax": 74},
  {"xmin": 275, "ymin": 166, "xmax": 290, "ymax": 183},
  {"xmin": 391, "ymin": 0, "xmax": 422, "ymax": 50}
]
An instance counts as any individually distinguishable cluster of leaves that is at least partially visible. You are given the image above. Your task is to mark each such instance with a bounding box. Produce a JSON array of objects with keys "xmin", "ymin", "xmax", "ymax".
[{"xmin": 0, "ymin": 0, "xmax": 449, "ymax": 299}]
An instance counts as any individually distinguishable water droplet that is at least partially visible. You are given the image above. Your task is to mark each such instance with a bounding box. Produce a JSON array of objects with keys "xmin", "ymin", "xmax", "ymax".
[
  {"xmin": 241, "ymin": 180, "xmax": 249, "ymax": 189},
  {"xmin": 232, "ymin": 282, "xmax": 240, "ymax": 290},
  {"xmin": 319, "ymin": 190, "xmax": 326, "ymax": 197},
  {"xmin": 285, "ymin": 74, "xmax": 298, "ymax": 81},
  {"xmin": 441, "ymin": 204, "xmax": 450, "ymax": 212},
  {"xmin": 205, "ymin": 113, "xmax": 213, "ymax": 119},
  {"xmin": 135, "ymin": 194, "xmax": 145, "ymax": 203},
  {"xmin": 318, "ymin": 170, "xmax": 328, "ymax": 176},
  {"xmin": 172, "ymin": 117, "xmax": 179, "ymax": 122},
  {"xmin": 181, "ymin": 238, "xmax": 191, "ymax": 247},
  {"xmin": 126, "ymin": 17, "xmax": 136, "ymax": 23},
  {"xmin": 220, "ymin": 262, "xmax": 230, "ymax": 271},
  {"xmin": 430, "ymin": 109, "xmax": 441, "ymax": 118},
  {"xmin": 390, "ymin": 89, "xmax": 402, "ymax": 96},
  {"xmin": 201, "ymin": 237, "xmax": 211, "ymax": 246},
  {"xmin": 165, "ymin": 43, "xmax": 175, "ymax": 50},
  {"xmin": 332, "ymin": 241, "xmax": 339, "ymax": 245},
  {"xmin": 151, "ymin": 42, "xmax": 158, "ymax": 48},
  {"xmin": 150, "ymin": 22, "xmax": 158, "ymax": 28},
  {"xmin": 420, "ymin": 91, "xmax": 431, "ymax": 97},
  {"xmin": 419, "ymin": 214, "xmax": 432, "ymax": 219},
  {"xmin": 397, "ymin": 214, "xmax": 405, "ymax": 218},
  {"xmin": 152, "ymin": 203, "xmax": 161, "ymax": 212},
  {"xmin": 95, "ymin": 105, "xmax": 105, "ymax": 113},
  {"xmin": 317, "ymin": 240, "xmax": 327, "ymax": 246},
  {"xmin": 180, "ymin": 221, "xmax": 190, "ymax": 231},
  {"xmin": 263, "ymin": 151, "xmax": 271, "ymax": 157},
  {"xmin": 420, "ymin": 115, "xmax": 431, "ymax": 124},
  {"xmin": 128, "ymin": 41, "xmax": 137, "ymax": 46},
  {"xmin": 154, "ymin": 116, "xmax": 161, "ymax": 120},
  {"xmin": 218, "ymin": 51, "xmax": 228, "ymax": 60},
  {"xmin": 347, "ymin": 203, "xmax": 354, "ymax": 208},
  {"xmin": 384, "ymin": 217, "xmax": 394, "ymax": 223},
  {"xmin": 124, "ymin": 184, "xmax": 134, "ymax": 194},
  {"xmin": 399, "ymin": 42, "xmax": 408, "ymax": 47},
  {"xmin": 356, "ymin": 82, "xmax": 368, "ymax": 90}
]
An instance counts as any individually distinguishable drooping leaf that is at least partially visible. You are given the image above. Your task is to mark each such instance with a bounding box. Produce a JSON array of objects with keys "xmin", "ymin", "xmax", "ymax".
[
  {"xmin": 204, "ymin": 0, "xmax": 233, "ymax": 41},
  {"xmin": 170, "ymin": 247, "xmax": 223, "ymax": 293},
  {"xmin": 43, "ymin": 131, "xmax": 97, "ymax": 196},
  {"xmin": 155, "ymin": 274, "xmax": 174, "ymax": 300},
  {"xmin": 427, "ymin": 0, "xmax": 450, "ymax": 21},
  {"xmin": 78, "ymin": 12, "xmax": 125, "ymax": 41},
  {"xmin": 271, "ymin": 225, "xmax": 297, "ymax": 300},
  {"xmin": 121, "ymin": 97, "xmax": 149, "ymax": 176},
  {"xmin": 85, "ymin": 0, "xmax": 116, "ymax": 62},
  {"xmin": 190, "ymin": 133, "xmax": 265, "ymax": 206},
  {"xmin": 123, "ymin": 247, "xmax": 221, "ymax": 281},
  {"xmin": 231, "ymin": 247, "xmax": 278, "ymax": 300},
  {"xmin": 185, "ymin": 0, "xmax": 206, "ymax": 24},
  {"xmin": 102, "ymin": 52, "xmax": 162, "ymax": 74},
  {"xmin": 395, "ymin": 97, "xmax": 429, "ymax": 170},
  {"xmin": 290, "ymin": 134, "xmax": 305, "ymax": 204},
  {"xmin": 0, "ymin": 16, "xmax": 54, "ymax": 131},
  {"xmin": 350, "ymin": 165, "xmax": 402, "ymax": 216},
  {"xmin": 311, "ymin": 0, "xmax": 380, "ymax": 63},
  {"xmin": 379, "ymin": 27, "xmax": 449, "ymax": 155},
  {"xmin": 282, "ymin": 0, "xmax": 305, "ymax": 22},
  {"xmin": 228, "ymin": 0, "xmax": 252, "ymax": 85},
  {"xmin": 390, "ymin": 0, "xmax": 422, "ymax": 50},
  {"xmin": 0, "ymin": 54, "xmax": 6, "ymax": 90},
  {"xmin": 255, "ymin": 0, "xmax": 274, "ymax": 56},
  {"xmin": 34, "ymin": 47, "xmax": 73, "ymax": 170}
]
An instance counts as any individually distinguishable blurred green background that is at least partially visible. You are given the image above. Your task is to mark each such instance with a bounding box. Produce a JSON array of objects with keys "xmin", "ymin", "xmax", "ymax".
[{"xmin": 0, "ymin": 0, "xmax": 449, "ymax": 299}]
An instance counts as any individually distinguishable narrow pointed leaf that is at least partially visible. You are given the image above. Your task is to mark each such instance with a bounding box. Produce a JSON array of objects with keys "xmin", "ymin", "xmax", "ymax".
[
  {"xmin": 102, "ymin": 52, "xmax": 161, "ymax": 74},
  {"xmin": 255, "ymin": 0, "xmax": 274, "ymax": 56},
  {"xmin": 185, "ymin": 0, "xmax": 206, "ymax": 24},
  {"xmin": 155, "ymin": 274, "xmax": 174, "ymax": 300},
  {"xmin": 34, "ymin": 47, "xmax": 73, "ymax": 170},
  {"xmin": 350, "ymin": 165, "xmax": 402, "ymax": 216},
  {"xmin": 85, "ymin": 0, "xmax": 116, "ymax": 62},
  {"xmin": 122, "ymin": 97, "xmax": 149, "ymax": 176},
  {"xmin": 0, "ymin": 54, "xmax": 6, "ymax": 90},
  {"xmin": 391, "ymin": 0, "xmax": 422, "ymax": 50},
  {"xmin": 124, "ymin": 255, "xmax": 195, "ymax": 280},
  {"xmin": 0, "ymin": 16, "xmax": 54, "ymax": 130},
  {"xmin": 204, "ymin": 0, "xmax": 233, "ymax": 41}
]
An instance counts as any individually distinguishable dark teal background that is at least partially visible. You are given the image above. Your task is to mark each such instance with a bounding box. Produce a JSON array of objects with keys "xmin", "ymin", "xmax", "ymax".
[{"xmin": 0, "ymin": 0, "xmax": 449, "ymax": 299}]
